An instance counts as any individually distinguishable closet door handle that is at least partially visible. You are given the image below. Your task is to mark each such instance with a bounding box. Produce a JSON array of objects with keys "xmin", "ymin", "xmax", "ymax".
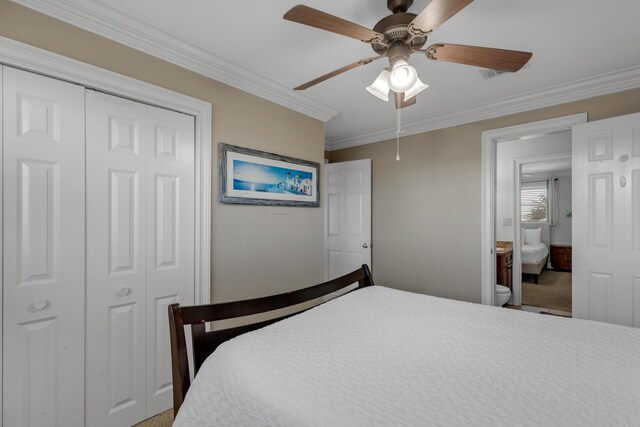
[
  {"xmin": 116, "ymin": 286, "xmax": 131, "ymax": 297},
  {"xmin": 32, "ymin": 299, "xmax": 48, "ymax": 310}
]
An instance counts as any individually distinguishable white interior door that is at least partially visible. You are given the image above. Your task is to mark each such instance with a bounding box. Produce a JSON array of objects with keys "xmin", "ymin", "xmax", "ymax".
[
  {"xmin": 573, "ymin": 112, "xmax": 640, "ymax": 326},
  {"xmin": 86, "ymin": 91, "xmax": 148, "ymax": 426},
  {"xmin": 324, "ymin": 159, "xmax": 372, "ymax": 280},
  {"xmin": 3, "ymin": 67, "xmax": 86, "ymax": 426},
  {"xmin": 145, "ymin": 104, "xmax": 195, "ymax": 415}
]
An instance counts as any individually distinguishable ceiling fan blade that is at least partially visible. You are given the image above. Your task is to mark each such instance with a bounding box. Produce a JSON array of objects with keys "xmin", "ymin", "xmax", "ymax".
[
  {"xmin": 395, "ymin": 92, "xmax": 417, "ymax": 109},
  {"xmin": 284, "ymin": 5, "xmax": 384, "ymax": 44},
  {"xmin": 409, "ymin": 0, "xmax": 473, "ymax": 35},
  {"xmin": 426, "ymin": 44, "xmax": 532, "ymax": 72},
  {"xmin": 294, "ymin": 56, "xmax": 382, "ymax": 91}
]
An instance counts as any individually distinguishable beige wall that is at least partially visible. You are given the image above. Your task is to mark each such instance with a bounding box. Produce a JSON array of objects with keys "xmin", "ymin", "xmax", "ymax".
[
  {"xmin": 0, "ymin": 0, "xmax": 325, "ymax": 302},
  {"xmin": 331, "ymin": 89, "xmax": 640, "ymax": 303}
]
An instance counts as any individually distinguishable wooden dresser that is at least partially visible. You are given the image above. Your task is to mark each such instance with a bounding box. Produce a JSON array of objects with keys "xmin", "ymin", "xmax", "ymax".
[
  {"xmin": 550, "ymin": 244, "xmax": 572, "ymax": 271},
  {"xmin": 496, "ymin": 249, "xmax": 513, "ymax": 289}
]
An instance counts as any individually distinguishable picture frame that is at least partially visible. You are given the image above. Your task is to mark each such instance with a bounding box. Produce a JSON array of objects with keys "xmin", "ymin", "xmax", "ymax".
[{"xmin": 218, "ymin": 143, "xmax": 320, "ymax": 207}]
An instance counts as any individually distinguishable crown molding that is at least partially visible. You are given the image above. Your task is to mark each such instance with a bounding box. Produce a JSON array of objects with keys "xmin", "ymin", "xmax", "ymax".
[
  {"xmin": 13, "ymin": 1, "xmax": 640, "ymax": 147},
  {"xmin": 11, "ymin": 0, "xmax": 339, "ymax": 123},
  {"xmin": 326, "ymin": 65, "xmax": 640, "ymax": 151}
]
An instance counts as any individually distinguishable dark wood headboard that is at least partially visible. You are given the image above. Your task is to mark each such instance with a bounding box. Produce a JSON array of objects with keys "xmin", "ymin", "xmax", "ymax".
[{"xmin": 168, "ymin": 265, "xmax": 375, "ymax": 416}]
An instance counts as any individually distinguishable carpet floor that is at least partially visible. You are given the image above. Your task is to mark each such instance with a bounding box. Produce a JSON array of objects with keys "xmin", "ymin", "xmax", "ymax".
[
  {"xmin": 522, "ymin": 269, "xmax": 572, "ymax": 313},
  {"xmin": 133, "ymin": 409, "xmax": 173, "ymax": 427}
]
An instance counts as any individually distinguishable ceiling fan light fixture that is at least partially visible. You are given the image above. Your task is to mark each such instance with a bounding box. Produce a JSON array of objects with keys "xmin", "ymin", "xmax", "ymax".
[
  {"xmin": 388, "ymin": 60, "xmax": 417, "ymax": 92},
  {"xmin": 366, "ymin": 69, "xmax": 391, "ymax": 101},
  {"xmin": 403, "ymin": 77, "xmax": 429, "ymax": 101}
]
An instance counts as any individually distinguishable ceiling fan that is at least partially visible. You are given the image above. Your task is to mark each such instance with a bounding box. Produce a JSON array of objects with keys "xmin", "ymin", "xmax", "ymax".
[{"xmin": 284, "ymin": 0, "xmax": 533, "ymax": 109}]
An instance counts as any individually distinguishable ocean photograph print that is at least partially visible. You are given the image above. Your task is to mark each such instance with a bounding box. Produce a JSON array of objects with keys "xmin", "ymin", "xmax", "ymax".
[{"xmin": 218, "ymin": 143, "xmax": 320, "ymax": 207}]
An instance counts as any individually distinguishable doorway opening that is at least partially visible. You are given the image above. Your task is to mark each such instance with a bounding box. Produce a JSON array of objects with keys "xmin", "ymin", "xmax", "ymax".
[
  {"xmin": 481, "ymin": 113, "xmax": 587, "ymax": 308},
  {"xmin": 514, "ymin": 152, "xmax": 573, "ymax": 315}
]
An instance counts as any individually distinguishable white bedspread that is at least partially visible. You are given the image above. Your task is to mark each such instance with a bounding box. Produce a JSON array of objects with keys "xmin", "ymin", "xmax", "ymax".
[
  {"xmin": 174, "ymin": 286, "xmax": 640, "ymax": 427},
  {"xmin": 521, "ymin": 242, "xmax": 549, "ymax": 264}
]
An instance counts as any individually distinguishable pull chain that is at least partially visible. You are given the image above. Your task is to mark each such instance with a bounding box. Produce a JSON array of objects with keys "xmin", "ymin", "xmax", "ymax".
[{"xmin": 395, "ymin": 106, "xmax": 401, "ymax": 161}]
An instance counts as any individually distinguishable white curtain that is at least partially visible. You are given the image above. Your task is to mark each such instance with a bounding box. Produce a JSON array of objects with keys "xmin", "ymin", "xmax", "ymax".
[{"xmin": 548, "ymin": 178, "xmax": 558, "ymax": 226}]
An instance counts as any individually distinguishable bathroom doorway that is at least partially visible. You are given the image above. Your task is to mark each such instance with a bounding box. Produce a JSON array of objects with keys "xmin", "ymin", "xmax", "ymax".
[
  {"xmin": 517, "ymin": 155, "xmax": 572, "ymax": 316},
  {"xmin": 481, "ymin": 113, "xmax": 586, "ymax": 308}
]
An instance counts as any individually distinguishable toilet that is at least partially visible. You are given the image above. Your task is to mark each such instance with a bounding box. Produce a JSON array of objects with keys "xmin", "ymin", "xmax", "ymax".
[{"xmin": 496, "ymin": 285, "xmax": 512, "ymax": 306}]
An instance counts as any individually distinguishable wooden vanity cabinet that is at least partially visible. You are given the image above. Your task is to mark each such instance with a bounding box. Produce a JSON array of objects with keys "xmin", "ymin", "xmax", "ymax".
[{"xmin": 496, "ymin": 250, "xmax": 513, "ymax": 289}]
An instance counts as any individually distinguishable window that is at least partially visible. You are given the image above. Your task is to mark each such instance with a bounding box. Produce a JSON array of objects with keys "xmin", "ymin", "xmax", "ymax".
[{"xmin": 521, "ymin": 180, "xmax": 547, "ymax": 221}]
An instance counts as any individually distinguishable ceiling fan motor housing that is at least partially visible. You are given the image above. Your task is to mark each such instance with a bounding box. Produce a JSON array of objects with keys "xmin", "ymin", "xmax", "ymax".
[{"xmin": 372, "ymin": 12, "xmax": 427, "ymax": 55}]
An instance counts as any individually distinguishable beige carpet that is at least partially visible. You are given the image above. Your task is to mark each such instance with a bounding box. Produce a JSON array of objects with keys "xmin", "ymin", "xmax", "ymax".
[
  {"xmin": 133, "ymin": 409, "xmax": 173, "ymax": 427},
  {"xmin": 522, "ymin": 269, "xmax": 572, "ymax": 313}
]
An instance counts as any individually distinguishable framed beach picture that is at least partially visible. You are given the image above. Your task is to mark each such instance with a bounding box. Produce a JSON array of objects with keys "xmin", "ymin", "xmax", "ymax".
[{"xmin": 218, "ymin": 143, "xmax": 320, "ymax": 207}]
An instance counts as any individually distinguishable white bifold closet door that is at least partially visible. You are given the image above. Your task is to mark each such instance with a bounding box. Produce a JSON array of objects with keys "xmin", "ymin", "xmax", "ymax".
[
  {"xmin": 2, "ymin": 67, "xmax": 86, "ymax": 426},
  {"xmin": 85, "ymin": 91, "xmax": 195, "ymax": 426}
]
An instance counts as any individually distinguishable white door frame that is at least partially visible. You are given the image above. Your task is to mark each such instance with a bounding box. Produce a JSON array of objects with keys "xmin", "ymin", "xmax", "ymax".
[
  {"xmin": 0, "ymin": 65, "xmax": 3, "ymax": 426},
  {"xmin": 512, "ymin": 151, "xmax": 572, "ymax": 306},
  {"xmin": 481, "ymin": 113, "xmax": 587, "ymax": 305},
  {"xmin": 0, "ymin": 36, "xmax": 212, "ymax": 306}
]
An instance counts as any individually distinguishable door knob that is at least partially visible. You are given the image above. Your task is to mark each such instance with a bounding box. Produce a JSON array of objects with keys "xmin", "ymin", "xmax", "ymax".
[
  {"xmin": 362, "ymin": 243, "xmax": 369, "ymax": 248},
  {"xmin": 32, "ymin": 299, "xmax": 48, "ymax": 310},
  {"xmin": 116, "ymin": 286, "xmax": 131, "ymax": 297}
]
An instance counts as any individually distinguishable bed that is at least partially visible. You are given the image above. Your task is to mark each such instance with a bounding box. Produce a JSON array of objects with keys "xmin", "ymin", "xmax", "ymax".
[
  {"xmin": 521, "ymin": 221, "xmax": 550, "ymax": 284},
  {"xmin": 169, "ymin": 266, "xmax": 640, "ymax": 426}
]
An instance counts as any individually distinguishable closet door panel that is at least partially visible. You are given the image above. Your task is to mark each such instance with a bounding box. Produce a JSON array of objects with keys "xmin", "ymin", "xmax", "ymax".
[
  {"xmin": 146, "ymin": 106, "xmax": 195, "ymax": 414},
  {"xmin": 86, "ymin": 91, "xmax": 147, "ymax": 427},
  {"xmin": 3, "ymin": 67, "xmax": 85, "ymax": 427}
]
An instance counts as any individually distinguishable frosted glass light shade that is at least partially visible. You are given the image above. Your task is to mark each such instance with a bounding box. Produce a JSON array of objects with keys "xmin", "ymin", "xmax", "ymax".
[
  {"xmin": 366, "ymin": 69, "xmax": 391, "ymax": 101},
  {"xmin": 388, "ymin": 60, "xmax": 417, "ymax": 92},
  {"xmin": 403, "ymin": 77, "xmax": 429, "ymax": 100}
]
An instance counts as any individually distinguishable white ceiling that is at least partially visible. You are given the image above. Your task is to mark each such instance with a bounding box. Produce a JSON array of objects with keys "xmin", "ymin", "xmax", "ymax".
[
  {"xmin": 522, "ymin": 161, "xmax": 572, "ymax": 179},
  {"xmin": 15, "ymin": 0, "xmax": 640, "ymax": 149}
]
